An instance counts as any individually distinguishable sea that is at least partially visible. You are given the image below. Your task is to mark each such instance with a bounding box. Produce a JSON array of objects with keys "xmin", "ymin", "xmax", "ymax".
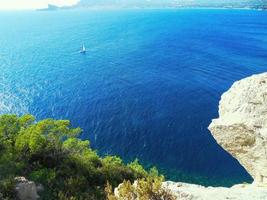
[{"xmin": 0, "ymin": 8, "xmax": 267, "ymax": 186}]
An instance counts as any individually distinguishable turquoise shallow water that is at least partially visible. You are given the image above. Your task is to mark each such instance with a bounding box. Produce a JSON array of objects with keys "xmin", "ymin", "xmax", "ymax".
[{"xmin": 0, "ymin": 8, "xmax": 267, "ymax": 186}]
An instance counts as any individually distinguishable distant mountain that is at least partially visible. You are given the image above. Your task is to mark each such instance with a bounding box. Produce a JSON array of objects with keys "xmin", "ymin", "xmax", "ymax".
[
  {"xmin": 37, "ymin": 4, "xmax": 59, "ymax": 11},
  {"xmin": 74, "ymin": 0, "xmax": 178, "ymax": 8},
  {"xmin": 56, "ymin": 0, "xmax": 267, "ymax": 10}
]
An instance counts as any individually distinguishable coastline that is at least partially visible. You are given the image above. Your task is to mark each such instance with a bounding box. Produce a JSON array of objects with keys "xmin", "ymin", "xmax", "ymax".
[{"xmin": 34, "ymin": 5, "xmax": 267, "ymax": 12}]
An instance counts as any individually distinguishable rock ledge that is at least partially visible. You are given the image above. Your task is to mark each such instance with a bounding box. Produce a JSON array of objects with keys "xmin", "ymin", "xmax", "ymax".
[
  {"xmin": 208, "ymin": 73, "xmax": 267, "ymax": 185},
  {"xmin": 163, "ymin": 181, "xmax": 267, "ymax": 200}
]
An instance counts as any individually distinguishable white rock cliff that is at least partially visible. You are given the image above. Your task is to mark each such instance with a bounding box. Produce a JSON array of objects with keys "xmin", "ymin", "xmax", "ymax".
[
  {"xmin": 208, "ymin": 72, "xmax": 267, "ymax": 185},
  {"xmin": 161, "ymin": 73, "xmax": 267, "ymax": 200},
  {"xmin": 114, "ymin": 73, "xmax": 267, "ymax": 199},
  {"xmin": 163, "ymin": 181, "xmax": 267, "ymax": 200}
]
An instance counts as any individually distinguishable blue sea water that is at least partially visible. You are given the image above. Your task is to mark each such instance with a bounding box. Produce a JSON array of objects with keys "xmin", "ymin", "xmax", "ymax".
[{"xmin": 0, "ymin": 8, "xmax": 267, "ymax": 186}]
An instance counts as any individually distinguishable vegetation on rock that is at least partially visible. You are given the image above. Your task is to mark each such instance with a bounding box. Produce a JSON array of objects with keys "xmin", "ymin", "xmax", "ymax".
[
  {"xmin": 105, "ymin": 168, "xmax": 176, "ymax": 200},
  {"xmin": 0, "ymin": 114, "xmax": 173, "ymax": 200}
]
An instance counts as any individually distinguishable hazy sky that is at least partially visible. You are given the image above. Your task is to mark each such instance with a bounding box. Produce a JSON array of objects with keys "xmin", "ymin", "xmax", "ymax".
[{"xmin": 0, "ymin": 0, "xmax": 79, "ymax": 10}]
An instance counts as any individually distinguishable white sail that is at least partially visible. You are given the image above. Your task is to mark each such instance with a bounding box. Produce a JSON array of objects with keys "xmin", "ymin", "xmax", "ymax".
[{"xmin": 80, "ymin": 44, "xmax": 86, "ymax": 53}]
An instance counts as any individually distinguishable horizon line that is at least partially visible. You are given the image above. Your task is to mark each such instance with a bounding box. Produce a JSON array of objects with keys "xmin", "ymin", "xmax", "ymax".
[{"xmin": 0, "ymin": 5, "xmax": 262, "ymax": 12}]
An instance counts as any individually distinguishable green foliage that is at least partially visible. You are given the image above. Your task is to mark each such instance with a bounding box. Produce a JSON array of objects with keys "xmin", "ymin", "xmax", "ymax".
[
  {"xmin": 29, "ymin": 168, "xmax": 56, "ymax": 184},
  {"xmin": 0, "ymin": 114, "xmax": 163, "ymax": 200},
  {"xmin": 105, "ymin": 175, "xmax": 176, "ymax": 200},
  {"xmin": 127, "ymin": 159, "xmax": 148, "ymax": 178},
  {"xmin": 0, "ymin": 177, "xmax": 16, "ymax": 200}
]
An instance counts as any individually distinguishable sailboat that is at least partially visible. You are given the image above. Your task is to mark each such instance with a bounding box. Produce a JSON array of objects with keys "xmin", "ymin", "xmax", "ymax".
[{"xmin": 80, "ymin": 44, "xmax": 86, "ymax": 54}]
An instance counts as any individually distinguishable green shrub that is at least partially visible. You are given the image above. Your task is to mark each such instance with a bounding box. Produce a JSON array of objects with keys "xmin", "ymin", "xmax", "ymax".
[
  {"xmin": 105, "ymin": 174, "xmax": 176, "ymax": 200},
  {"xmin": 0, "ymin": 177, "xmax": 16, "ymax": 200},
  {"xmin": 0, "ymin": 114, "xmax": 162, "ymax": 200}
]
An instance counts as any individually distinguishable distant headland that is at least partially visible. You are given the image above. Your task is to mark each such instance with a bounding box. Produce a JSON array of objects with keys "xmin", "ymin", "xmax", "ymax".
[
  {"xmin": 37, "ymin": 0, "xmax": 267, "ymax": 11},
  {"xmin": 37, "ymin": 4, "xmax": 59, "ymax": 11}
]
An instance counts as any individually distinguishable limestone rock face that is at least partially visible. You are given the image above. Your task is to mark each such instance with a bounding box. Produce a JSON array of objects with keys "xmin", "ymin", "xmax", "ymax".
[
  {"xmin": 163, "ymin": 181, "xmax": 267, "ymax": 200},
  {"xmin": 14, "ymin": 177, "xmax": 39, "ymax": 200},
  {"xmin": 208, "ymin": 73, "xmax": 267, "ymax": 185},
  {"xmin": 115, "ymin": 181, "xmax": 267, "ymax": 200}
]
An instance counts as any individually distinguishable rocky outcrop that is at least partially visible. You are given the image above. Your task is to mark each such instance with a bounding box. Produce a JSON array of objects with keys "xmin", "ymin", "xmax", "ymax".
[
  {"xmin": 208, "ymin": 73, "xmax": 267, "ymax": 185},
  {"xmin": 163, "ymin": 181, "xmax": 267, "ymax": 200},
  {"xmin": 114, "ymin": 73, "xmax": 267, "ymax": 199},
  {"xmin": 164, "ymin": 73, "xmax": 267, "ymax": 199},
  {"xmin": 14, "ymin": 177, "xmax": 40, "ymax": 200},
  {"xmin": 114, "ymin": 181, "xmax": 267, "ymax": 200}
]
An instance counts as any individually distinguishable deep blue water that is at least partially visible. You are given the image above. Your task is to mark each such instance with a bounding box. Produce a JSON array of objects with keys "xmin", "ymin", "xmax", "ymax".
[{"xmin": 0, "ymin": 9, "xmax": 267, "ymax": 186}]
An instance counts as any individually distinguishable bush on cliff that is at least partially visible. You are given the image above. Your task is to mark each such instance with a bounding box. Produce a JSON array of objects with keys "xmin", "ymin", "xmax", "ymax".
[
  {"xmin": 0, "ymin": 114, "xmax": 164, "ymax": 200},
  {"xmin": 105, "ymin": 168, "xmax": 176, "ymax": 200}
]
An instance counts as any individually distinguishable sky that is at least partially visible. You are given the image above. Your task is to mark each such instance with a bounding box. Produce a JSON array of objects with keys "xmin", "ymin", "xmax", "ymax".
[{"xmin": 0, "ymin": 0, "xmax": 79, "ymax": 10}]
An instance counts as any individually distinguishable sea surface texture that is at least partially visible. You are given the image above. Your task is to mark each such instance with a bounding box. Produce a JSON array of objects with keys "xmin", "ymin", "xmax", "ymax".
[{"xmin": 0, "ymin": 9, "xmax": 267, "ymax": 186}]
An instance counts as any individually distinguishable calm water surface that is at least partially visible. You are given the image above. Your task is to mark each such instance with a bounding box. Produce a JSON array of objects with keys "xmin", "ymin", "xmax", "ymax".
[{"xmin": 1, "ymin": 9, "xmax": 267, "ymax": 186}]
